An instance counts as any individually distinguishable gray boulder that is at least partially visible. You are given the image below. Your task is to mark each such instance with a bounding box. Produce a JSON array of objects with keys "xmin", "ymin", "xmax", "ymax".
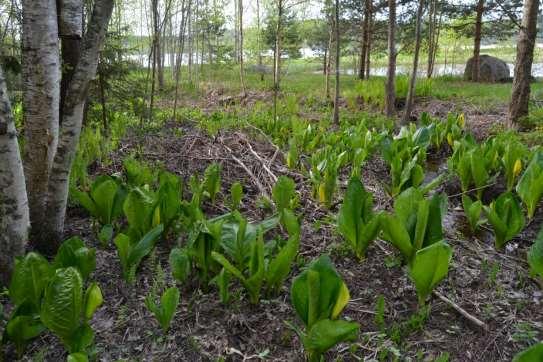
[{"xmin": 464, "ymin": 54, "xmax": 510, "ymax": 82}]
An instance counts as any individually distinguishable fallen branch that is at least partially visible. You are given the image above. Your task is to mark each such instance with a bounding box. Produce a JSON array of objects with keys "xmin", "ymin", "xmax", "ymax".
[
  {"xmin": 243, "ymin": 138, "xmax": 278, "ymax": 183},
  {"xmin": 433, "ymin": 290, "xmax": 488, "ymax": 331}
]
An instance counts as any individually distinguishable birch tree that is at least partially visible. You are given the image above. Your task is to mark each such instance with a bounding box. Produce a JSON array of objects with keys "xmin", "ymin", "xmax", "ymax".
[{"xmin": 0, "ymin": 0, "xmax": 114, "ymax": 283}]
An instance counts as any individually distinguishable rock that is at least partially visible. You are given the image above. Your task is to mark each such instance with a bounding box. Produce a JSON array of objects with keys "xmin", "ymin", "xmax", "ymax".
[{"xmin": 464, "ymin": 54, "xmax": 510, "ymax": 82}]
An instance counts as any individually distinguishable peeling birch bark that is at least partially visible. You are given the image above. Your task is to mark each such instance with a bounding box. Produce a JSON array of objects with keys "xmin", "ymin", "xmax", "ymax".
[{"xmin": 0, "ymin": 66, "xmax": 29, "ymax": 286}]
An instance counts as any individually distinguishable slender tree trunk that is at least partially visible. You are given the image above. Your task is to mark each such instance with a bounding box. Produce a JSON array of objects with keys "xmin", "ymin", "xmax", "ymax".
[
  {"xmin": 365, "ymin": 1, "xmax": 373, "ymax": 79},
  {"xmin": 402, "ymin": 0, "xmax": 424, "ymax": 123},
  {"xmin": 273, "ymin": 0, "xmax": 283, "ymax": 122},
  {"xmin": 333, "ymin": 0, "xmax": 340, "ymax": 124},
  {"xmin": 359, "ymin": 0, "xmax": 370, "ymax": 80},
  {"xmin": 173, "ymin": 0, "xmax": 190, "ymax": 120},
  {"xmin": 427, "ymin": 0, "xmax": 436, "ymax": 78},
  {"xmin": 44, "ymin": 0, "xmax": 114, "ymax": 249},
  {"xmin": 238, "ymin": 0, "xmax": 245, "ymax": 94},
  {"xmin": 508, "ymin": 0, "xmax": 539, "ymax": 126},
  {"xmin": 472, "ymin": 0, "xmax": 484, "ymax": 82},
  {"xmin": 0, "ymin": 66, "xmax": 29, "ymax": 286},
  {"xmin": 325, "ymin": 26, "xmax": 332, "ymax": 99},
  {"xmin": 385, "ymin": 0, "xmax": 397, "ymax": 117},
  {"xmin": 257, "ymin": 0, "xmax": 264, "ymax": 81},
  {"xmin": 22, "ymin": 0, "xmax": 61, "ymax": 246}
]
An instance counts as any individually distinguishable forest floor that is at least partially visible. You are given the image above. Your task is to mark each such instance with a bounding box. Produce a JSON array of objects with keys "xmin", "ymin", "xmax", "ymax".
[{"xmin": 7, "ymin": 73, "xmax": 543, "ymax": 361}]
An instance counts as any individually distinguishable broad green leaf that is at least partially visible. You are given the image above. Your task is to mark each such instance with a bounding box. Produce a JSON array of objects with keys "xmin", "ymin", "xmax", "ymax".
[
  {"xmin": 40, "ymin": 267, "xmax": 84, "ymax": 347},
  {"xmin": 462, "ymin": 195, "xmax": 483, "ymax": 232},
  {"xmin": 127, "ymin": 224, "xmax": 164, "ymax": 278},
  {"xmin": 272, "ymin": 176, "xmax": 296, "ymax": 213},
  {"xmin": 113, "ymin": 234, "xmax": 131, "ymax": 277},
  {"xmin": 123, "ymin": 188, "xmax": 156, "ymax": 239},
  {"xmin": 98, "ymin": 224, "xmax": 114, "ymax": 246},
  {"xmin": 84, "ymin": 283, "xmax": 103, "ymax": 320},
  {"xmin": 169, "ymin": 248, "xmax": 192, "ymax": 284},
  {"xmin": 6, "ymin": 315, "xmax": 46, "ymax": 354},
  {"xmin": 90, "ymin": 178, "xmax": 118, "ymax": 225},
  {"xmin": 158, "ymin": 287, "xmax": 180, "ymax": 332},
  {"xmin": 528, "ymin": 226, "xmax": 543, "ymax": 281},
  {"xmin": 380, "ymin": 214, "xmax": 414, "ymax": 260},
  {"xmin": 203, "ymin": 163, "xmax": 221, "ymax": 202},
  {"xmin": 53, "ymin": 237, "xmax": 96, "ymax": 280},
  {"xmin": 423, "ymin": 193, "xmax": 447, "ymax": 247},
  {"xmin": 516, "ymin": 150, "xmax": 543, "ymax": 219},
  {"xmin": 408, "ymin": 241, "xmax": 453, "ymax": 305},
  {"xmin": 513, "ymin": 342, "xmax": 543, "ymax": 362},
  {"xmin": 291, "ymin": 255, "xmax": 348, "ymax": 328},
  {"xmin": 67, "ymin": 353, "xmax": 89, "ymax": 362},
  {"xmin": 331, "ymin": 282, "xmax": 350, "ymax": 319},
  {"xmin": 9, "ymin": 253, "xmax": 52, "ymax": 310},
  {"xmin": 303, "ymin": 319, "xmax": 359, "ymax": 360},
  {"xmin": 486, "ymin": 192, "xmax": 525, "ymax": 249},
  {"xmin": 229, "ymin": 182, "xmax": 244, "ymax": 210}
]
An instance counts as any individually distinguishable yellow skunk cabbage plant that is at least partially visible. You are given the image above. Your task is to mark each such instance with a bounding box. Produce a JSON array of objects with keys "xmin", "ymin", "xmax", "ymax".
[
  {"xmin": 211, "ymin": 209, "xmax": 300, "ymax": 303},
  {"xmin": 72, "ymin": 175, "xmax": 127, "ymax": 245},
  {"xmin": 516, "ymin": 150, "xmax": 543, "ymax": 219},
  {"xmin": 288, "ymin": 255, "xmax": 359, "ymax": 362},
  {"xmin": 484, "ymin": 192, "xmax": 525, "ymax": 249},
  {"xmin": 380, "ymin": 188, "xmax": 453, "ymax": 305},
  {"xmin": 337, "ymin": 178, "xmax": 382, "ymax": 259}
]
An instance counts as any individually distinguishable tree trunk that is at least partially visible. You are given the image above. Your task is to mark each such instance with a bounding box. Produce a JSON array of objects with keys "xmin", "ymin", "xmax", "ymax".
[
  {"xmin": 365, "ymin": 1, "xmax": 373, "ymax": 79},
  {"xmin": 238, "ymin": 0, "xmax": 245, "ymax": 94},
  {"xmin": 385, "ymin": 0, "xmax": 397, "ymax": 117},
  {"xmin": 173, "ymin": 0, "xmax": 190, "ymax": 121},
  {"xmin": 325, "ymin": 23, "xmax": 332, "ymax": 99},
  {"xmin": 359, "ymin": 0, "xmax": 370, "ymax": 80},
  {"xmin": 44, "ymin": 0, "xmax": 114, "ymax": 249},
  {"xmin": 333, "ymin": 0, "xmax": 340, "ymax": 124},
  {"xmin": 508, "ymin": 0, "xmax": 539, "ymax": 126},
  {"xmin": 0, "ymin": 66, "xmax": 29, "ymax": 286},
  {"xmin": 273, "ymin": 0, "xmax": 283, "ymax": 122},
  {"xmin": 472, "ymin": 0, "xmax": 484, "ymax": 82},
  {"xmin": 426, "ymin": 0, "xmax": 436, "ymax": 78},
  {"xmin": 402, "ymin": 0, "xmax": 424, "ymax": 123},
  {"xmin": 257, "ymin": 0, "xmax": 264, "ymax": 81},
  {"xmin": 22, "ymin": 0, "xmax": 61, "ymax": 246}
]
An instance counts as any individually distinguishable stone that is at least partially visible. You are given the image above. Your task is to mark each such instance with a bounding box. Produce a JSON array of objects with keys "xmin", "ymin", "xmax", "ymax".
[{"xmin": 464, "ymin": 54, "xmax": 510, "ymax": 82}]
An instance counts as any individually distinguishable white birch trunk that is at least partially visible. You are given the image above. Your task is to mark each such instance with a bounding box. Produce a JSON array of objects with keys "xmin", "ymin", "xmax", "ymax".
[
  {"xmin": 0, "ymin": 66, "xmax": 29, "ymax": 286},
  {"xmin": 46, "ymin": 0, "xmax": 114, "ymax": 246},
  {"xmin": 21, "ymin": 0, "xmax": 61, "ymax": 243}
]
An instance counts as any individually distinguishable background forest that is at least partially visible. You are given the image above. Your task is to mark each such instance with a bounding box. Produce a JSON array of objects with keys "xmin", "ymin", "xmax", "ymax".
[{"xmin": 1, "ymin": 0, "xmax": 543, "ymax": 361}]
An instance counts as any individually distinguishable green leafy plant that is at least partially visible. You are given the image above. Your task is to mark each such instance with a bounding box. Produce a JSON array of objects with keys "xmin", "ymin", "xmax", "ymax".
[
  {"xmin": 114, "ymin": 224, "xmax": 164, "ymax": 283},
  {"xmin": 123, "ymin": 157, "xmax": 156, "ymax": 187},
  {"xmin": 461, "ymin": 195, "xmax": 484, "ymax": 233},
  {"xmin": 53, "ymin": 237, "xmax": 96, "ymax": 281},
  {"xmin": 40, "ymin": 268, "xmax": 103, "ymax": 354},
  {"xmin": 337, "ymin": 177, "xmax": 381, "ymax": 259},
  {"xmin": 169, "ymin": 247, "xmax": 191, "ymax": 284},
  {"xmin": 272, "ymin": 176, "xmax": 297, "ymax": 214},
  {"xmin": 186, "ymin": 218, "xmax": 224, "ymax": 287},
  {"xmin": 484, "ymin": 192, "xmax": 525, "ymax": 249},
  {"xmin": 527, "ymin": 226, "xmax": 543, "ymax": 284},
  {"xmin": 229, "ymin": 182, "xmax": 244, "ymax": 211},
  {"xmin": 500, "ymin": 138, "xmax": 528, "ymax": 191},
  {"xmin": 145, "ymin": 287, "xmax": 180, "ymax": 333},
  {"xmin": 516, "ymin": 150, "xmax": 543, "ymax": 219},
  {"xmin": 289, "ymin": 255, "xmax": 359, "ymax": 362},
  {"xmin": 72, "ymin": 175, "xmax": 126, "ymax": 245},
  {"xmin": 203, "ymin": 162, "xmax": 221, "ymax": 203},
  {"xmin": 310, "ymin": 147, "xmax": 347, "ymax": 208},
  {"xmin": 513, "ymin": 342, "xmax": 543, "ymax": 362},
  {"xmin": 212, "ymin": 210, "xmax": 300, "ymax": 303},
  {"xmin": 380, "ymin": 188, "xmax": 453, "ymax": 305}
]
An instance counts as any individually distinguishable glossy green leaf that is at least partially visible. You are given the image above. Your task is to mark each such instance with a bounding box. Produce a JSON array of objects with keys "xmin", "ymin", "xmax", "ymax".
[
  {"xmin": 408, "ymin": 241, "xmax": 452, "ymax": 305},
  {"xmin": 53, "ymin": 237, "xmax": 96, "ymax": 280},
  {"xmin": 485, "ymin": 192, "xmax": 525, "ymax": 249},
  {"xmin": 303, "ymin": 319, "xmax": 359, "ymax": 361},
  {"xmin": 229, "ymin": 182, "xmax": 244, "ymax": 210},
  {"xmin": 9, "ymin": 252, "xmax": 52, "ymax": 310},
  {"xmin": 169, "ymin": 247, "xmax": 192, "ymax": 284},
  {"xmin": 203, "ymin": 163, "xmax": 221, "ymax": 202},
  {"xmin": 40, "ymin": 268, "xmax": 84, "ymax": 349},
  {"xmin": 516, "ymin": 150, "xmax": 543, "ymax": 219},
  {"xmin": 528, "ymin": 226, "xmax": 543, "ymax": 281},
  {"xmin": 272, "ymin": 176, "xmax": 296, "ymax": 213},
  {"xmin": 84, "ymin": 283, "xmax": 103, "ymax": 321},
  {"xmin": 513, "ymin": 342, "xmax": 543, "ymax": 362}
]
